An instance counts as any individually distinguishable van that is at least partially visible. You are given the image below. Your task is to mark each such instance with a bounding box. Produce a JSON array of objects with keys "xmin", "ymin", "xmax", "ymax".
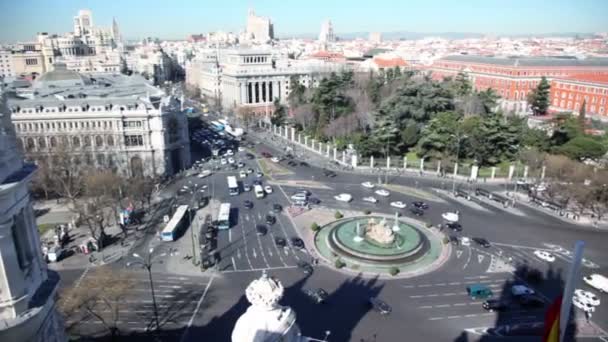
[
  {"xmin": 583, "ymin": 274, "xmax": 608, "ymax": 293},
  {"xmin": 466, "ymin": 284, "xmax": 493, "ymax": 299}
]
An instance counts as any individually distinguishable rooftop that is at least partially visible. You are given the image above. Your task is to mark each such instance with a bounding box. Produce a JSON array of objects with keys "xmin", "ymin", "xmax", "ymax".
[{"xmin": 440, "ymin": 55, "xmax": 608, "ymax": 67}]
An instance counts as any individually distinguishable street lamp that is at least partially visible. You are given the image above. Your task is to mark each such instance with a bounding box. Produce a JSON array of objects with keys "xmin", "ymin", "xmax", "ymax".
[
  {"xmin": 127, "ymin": 247, "xmax": 166, "ymax": 331},
  {"xmin": 183, "ymin": 182, "xmax": 199, "ymax": 265},
  {"xmin": 451, "ymin": 133, "xmax": 468, "ymax": 194}
]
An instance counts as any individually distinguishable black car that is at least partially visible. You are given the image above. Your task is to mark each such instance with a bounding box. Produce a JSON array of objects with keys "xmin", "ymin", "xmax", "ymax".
[
  {"xmin": 308, "ymin": 197, "xmax": 321, "ymax": 205},
  {"xmin": 518, "ymin": 295, "xmax": 545, "ymax": 309},
  {"xmin": 323, "ymin": 169, "xmax": 337, "ymax": 177},
  {"xmin": 274, "ymin": 237, "xmax": 286, "ymax": 248},
  {"xmin": 482, "ymin": 299, "xmax": 509, "ymax": 312},
  {"xmin": 265, "ymin": 215, "xmax": 276, "ymax": 225},
  {"xmin": 245, "ymin": 153, "xmax": 255, "ymax": 160},
  {"xmin": 409, "ymin": 207, "xmax": 424, "ymax": 216},
  {"xmin": 297, "ymin": 261, "xmax": 313, "ymax": 275},
  {"xmin": 446, "ymin": 222, "xmax": 463, "ymax": 232},
  {"xmin": 369, "ymin": 297, "xmax": 392, "ymax": 315},
  {"xmin": 412, "ymin": 201, "xmax": 429, "ymax": 209},
  {"xmin": 449, "ymin": 235, "xmax": 459, "ymax": 245},
  {"xmin": 291, "ymin": 237, "xmax": 305, "ymax": 249},
  {"xmin": 295, "ymin": 189, "xmax": 312, "ymax": 196},
  {"xmin": 472, "ymin": 237, "xmax": 491, "ymax": 248},
  {"xmin": 243, "ymin": 200, "xmax": 253, "ymax": 209},
  {"xmin": 255, "ymin": 224, "xmax": 268, "ymax": 236},
  {"xmin": 305, "ymin": 288, "xmax": 329, "ymax": 304},
  {"xmin": 287, "ymin": 161, "xmax": 298, "ymax": 166},
  {"xmin": 273, "ymin": 204, "xmax": 283, "ymax": 213},
  {"xmin": 253, "ymin": 179, "xmax": 262, "ymax": 186},
  {"xmin": 299, "ymin": 161, "xmax": 310, "ymax": 167}
]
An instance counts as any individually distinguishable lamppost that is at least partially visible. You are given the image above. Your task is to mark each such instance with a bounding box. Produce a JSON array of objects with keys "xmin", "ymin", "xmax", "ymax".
[
  {"xmin": 127, "ymin": 247, "xmax": 166, "ymax": 331},
  {"xmin": 182, "ymin": 181, "xmax": 199, "ymax": 265},
  {"xmin": 451, "ymin": 133, "xmax": 468, "ymax": 194}
]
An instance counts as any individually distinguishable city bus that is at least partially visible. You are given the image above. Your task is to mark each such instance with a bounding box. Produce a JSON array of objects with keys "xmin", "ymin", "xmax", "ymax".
[
  {"xmin": 160, "ymin": 205, "xmax": 189, "ymax": 241},
  {"xmin": 218, "ymin": 119, "xmax": 230, "ymax": 126},
  {"xmin": 227, "ymin": 176, "xmax": 239, "ymax": 196},
  {"xmin": 210, "ymin": 121, "xmax": 224, "ymax": 131},
  {"xmin": 217, "ymin": 203, "xmax": 231, "ymax": 230},
  {"xmin": 254, "ymin": 184, "xmax": 265, "ymax": 199}
]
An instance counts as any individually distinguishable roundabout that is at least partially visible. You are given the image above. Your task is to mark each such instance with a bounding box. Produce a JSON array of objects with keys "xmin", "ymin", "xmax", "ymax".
[{"xmin": 314, "ymin": 214, "xmax": 449, "ymax": 277}]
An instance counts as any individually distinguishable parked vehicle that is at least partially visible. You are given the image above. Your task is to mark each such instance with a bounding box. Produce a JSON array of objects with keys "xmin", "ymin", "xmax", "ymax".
[
  {"xmin": 466, "ymin": 284, "xmax": 493, "ymax": 299},
  {"xmin": 369, "ymin": 297, "xmax": 392, "ymax": 315}
]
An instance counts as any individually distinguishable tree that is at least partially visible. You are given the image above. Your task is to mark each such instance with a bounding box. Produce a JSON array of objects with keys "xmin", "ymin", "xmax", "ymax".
[
  {"xmin": 416, "ymin": 111, "xmax": 461, "ymax": 159},
  {"xmin": 452, "ymin": 72, "xmax": 473, "ymax": 97},
  {"xmin": 47, "ymin": 143, "xmax": 85, "ymax": 201},
  {"xmin": 271, "ymin": 99, "xmax": 287, "ymax": 126},
  {"xmin": 287, "ymin": 75, "xmax": 307, "ymax": 108},
  {"xmin": 236, "ymin": 106, "xmax": 255, "ymax": 128},
  {"xmin": 58, "ymin": 267, "xmax": 135, "ymax": 339},
  {"xmin": 556, "ymin": 136, "xmax": 608, "ymax": 161},
  {"xmin": 477, "ymin": 88, "xmax": 500, "ymax": 115},
  {"xmin": 30, "ymin": 160, "xmax": 55, "ymax": 200},
  {"xmin": 578, "ymin": 99, "xmax": 587, "ymax": 129},
  {"xmin": 527, "ymin": 76, "xmax": 551, "ymax": 115}
]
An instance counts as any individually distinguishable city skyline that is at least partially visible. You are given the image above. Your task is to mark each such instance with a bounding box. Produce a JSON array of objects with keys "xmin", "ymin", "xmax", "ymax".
[{"xmin": 1, "ymin": 0, "xmax": 607, "ymax": 42}]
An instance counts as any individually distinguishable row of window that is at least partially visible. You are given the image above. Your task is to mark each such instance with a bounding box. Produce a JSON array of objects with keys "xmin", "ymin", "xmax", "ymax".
[
  {"xmin": 16, "ymin": 120, "xmax": 148, "ymax": 132},
  {"xmin": 20, "ymin": 134, "xmax": 145, "ymax": 151},
  {"xmin": 555, "ymin": 91, "xmax": 607, "ymax": 105},
  {"xmin": 552, "ymin": 99, "xmax": 606, "ymax": 114},
  {"xmin": 25, "ymin": 58, "xmax": 39, "ymax": 65},
  {"xmin": 16, "ymin": 104, "xmax": 145, "ymax": 114},
  {"xmin": 556, "ymin": 83, "xmax": 608, "ymax": 94}
]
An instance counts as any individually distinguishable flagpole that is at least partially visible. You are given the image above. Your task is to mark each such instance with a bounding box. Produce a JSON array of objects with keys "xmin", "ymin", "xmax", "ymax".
[{"xmin": 559, "ymin": 240, "xmax": 585, "ymax": 342}]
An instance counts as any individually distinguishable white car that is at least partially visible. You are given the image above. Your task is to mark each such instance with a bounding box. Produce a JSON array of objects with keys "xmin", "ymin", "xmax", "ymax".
[
  {"xmin": 238, "ymin": 146, "xmax": 245, "ymax": 152},
  {"xmin": 226, "ymin": 149, "xmax": 234, "ymax": 156},
  {"xmin": 511, "ymin": 285, "xmax": 535, "ymax": 296},
  {"xmin": 361, "ymin": 181, "xmax": 375, "ymax": 189},
  {"xmin": 461, "ymin": 237, "xmax": 471, "ymax": 246},
  {"xmin": 533, "ymin": 250, "xmax": 556, "ymax": 262},
  {"xmin": 583, "ymin": 274, "xmax": 608, "ymax": 293},
  {"xmin": 271, "ymin": 157, "xmax": 280, "ymax": 163},
  {"xmin": 264, "ymin": 185, "xmax": 273, "ymax": 194},
  {"xmin": 574, "ymin": 289, "xmax": 600, "ymax": 306},
  {"xmin": 334, "ymin": 193, "xmax": 353, "ymax": 202},
  {"xmin": 390, "ymin": 201, "xmax": 407, "ymax": 209},
  {"xmin": 375, "ymin": 189, "xmax": 390, "ymax": 197},
  {"xmin": 197, "ymin": 170, "xmax": 212, "ymax": 178},
  {"xmin": 228, "ymin": 157, "xmax": 235, "ymax": 164},
  {"xmin": 573, "ymin": 295, "xmax": 595, "ymax": 313},
  {"xmin": 239, "ymin": 171, "xmax": 247, "ymax": 178},
  {"xmin": 220, "ymin": 158, "xmax": 227, "ymax": 165},
  {"xmin": 362, "ymin": 196, "xmax": 378, "ymax": 203}
]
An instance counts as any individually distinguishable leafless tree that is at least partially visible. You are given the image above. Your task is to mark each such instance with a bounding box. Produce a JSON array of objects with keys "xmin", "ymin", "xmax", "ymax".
[
  {"xmin": 48, "ymin": 143, "xmax": 85, "ymax": 201},
  {"xmin": 292, "ymin": 103, "xmax": 316, "ymax": 131},
  {"xmin": 30, "ymin": 159, "xmax": 55, "ymax": 200},
  {"xmin": 58, "ymin": 267, "xmax": 135, "ymax": 340}
]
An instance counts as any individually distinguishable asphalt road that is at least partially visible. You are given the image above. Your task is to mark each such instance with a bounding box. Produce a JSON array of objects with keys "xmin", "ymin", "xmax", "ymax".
[{"xmin": 56, "ymin": 115, "xmax": 608, "ymax": 342}]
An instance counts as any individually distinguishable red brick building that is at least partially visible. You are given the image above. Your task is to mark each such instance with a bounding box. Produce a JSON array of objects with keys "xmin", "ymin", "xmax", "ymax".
[
  {"xmin": 550, "ymin": 74, "xmax": 608, "ymax": 116},
  {"xmin": 430, "ymin": 55, "xmax": 608, "ymax": 115}
]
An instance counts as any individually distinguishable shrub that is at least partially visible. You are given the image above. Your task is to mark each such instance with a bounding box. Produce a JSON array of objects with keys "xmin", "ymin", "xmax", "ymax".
[
  {"xmin": 425, "ymin": 222, "xmax": 433, "ymax": 228},
  {"xmin": 335, "ymin": 211, "xmax": 344, "ymax": 219},
  {"xmin": 388, "ymin": 267, "xmax": 400, "ymax": 276},
  {"xmin": 364, "ymin": 210, "xmax": 372, "ymax": 215},
  {"xmin": 310, "ymin": 222, "xmax": 320, "ymax": 232},
  {"xmin": 334, "ymin": 258, "xmax": 346, "ymax": 269},
  {"xmin": 442, "ymin": 237, "xmax": 449, "ymax": 245}
]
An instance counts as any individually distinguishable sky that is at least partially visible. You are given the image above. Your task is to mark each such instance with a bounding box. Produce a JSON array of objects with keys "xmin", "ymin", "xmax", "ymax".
[{"xmin": 1, "ymin": 0, "xmax": 607, "ymax": 42}]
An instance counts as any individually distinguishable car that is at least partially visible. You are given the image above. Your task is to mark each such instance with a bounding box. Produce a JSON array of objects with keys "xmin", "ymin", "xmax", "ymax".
[
  {"xmin": 369, "ymin": 297, "xmax": 392, "ymax": 315},
  {"xmin": 583, "ymin": 274, "xmax": 608, "ymax": 293},
  {"xmin": 375, "ymin": 189, "xmax": 390, "ymax": 197},
  {"xmin": 291, "ymin": 237, "xmax": 305, "ymax": 249},
  {"xmin": 467, "ymin": 284, "xmax": 494, "ymax": 299},
  {"xmin": 287, "ymin": 160, "xmax": 298, "ymax": 166},
  {"xmin": 245, "ymin": 153, "xmax": 255, "ymax": 160},
  {"xmin": 299, "ymin": 161, "xmax": 310, "ymax": 167},
  {"xmin": 574, "ymin": 289, "xmax": 600, "ymax": 306},
  {"xmin": 198, "ymin": 170, "xmax": 212, "ymax": 178},
  {"xmin": 274, "ymin": 237, "xmax": 286, "ymax": 248},
  {"xmin": 271, "ymin": 157, "xmax": 280, "ymax": 163},
  {"xmin": 412, "ymin": 201, "xmax": 429, "ymax": 209},
  {"xmin": 446, "ymin": 222, "xmax": 463, "ymax": 232},
  {"xmin": 243, "ymin": 183, "xmax": 252, "ymax": 192},
  {"xmin": 409, "ymin": 207, "xmax": 424, "ymax": 216},
  {"xmin": 334, "ymin": 193, "xmax": 353, "ymax": 202},
  {"xmin": 265, "ymin": 215, "xmax": 276, "ymax": 225},
  {"xmin": 361, "ymin": 181, "xmax": 375, "ymax": 189},
  {"xmin": 461, "ymin": 237, "xmax": 471, "ymax": 246},
  {"xmin": 220, "ymin": 158, "xmax": 227, "ymax": 165},
  {"xmin": 308, "ymin": 197, "xmax": 321, "ymax": 205},
  {"xmin": 237, "ymin": 162, "xmax": 245, "ymax": 168},
  {"xmin": 243, "ymin": 200, "xmax": 254, "ymax": 209},
  {"xmin": 264, "ymin": 185, "xmax": 273, "ymax": 194},
  {"xmin": 390, "ymin": 201, "xmax": 407, "ymax": 209},
  {"xmin": 256, "ymin": 172, "xmax": 263, "ymax": 178},
  {"xmin": 256, "ymin": 224, "xmax": 268, "ymax": 236},
  {"xmin": 517, "ymin": 295, "xmax": 545, "ymax": 309},
  {"xmin": 572, "ymin": 295, "xmax": 595, "ymax": 313},
  {"xmin": 297, "ymin": 261, "xmax": 313, "ymax": 275},
  {"xmin": 323, "ymin": 170, "xmax": 337, "ymax": 178},
  {"xmin": 362, "ymin": 196, "xmax": 378, "ymax": 203},
  {"xmin": 253, "ymin": 180, "xmax": 262, "ymax": 186},
  {"xmin": 240, "ymin": 171, "xmax": 247, "ymax": 178},
  {"xmin": 511, "ymin": 285, "xmax": 535, "ymax": 297},
  {"xmin": 449, "ymin": 235, "xmax": 459, "ymax": 245},
  {"xmin": 238, "ymin": 146, "xmax": 245, "ymax": 152},
  {"xmin": 261, "ymin": 152, "xmax": 272, "ymax": 158},
  {"xmin": 226, "ymin": 149, "xmax": 234, "ymax": 156},
  {"xmin": 305, "ymin": 288, "xmax": 329, "ymax": 304},
  {"xmin": 273, "ymin": 204, "xmax": 283, "ymax": 213},
  {"xmin": 482, "ymin": 299, "xmax": 509, "ymax": 312},
  {"xmin": 246, "ymin": 168, "xmax": 254, "ymax": 174},
  {"xmin": 295, "ymin": 189, "xmax": 312, "ymax": 196},
  {"xmin": 291, "ymin": 193, "xmax": 308, "ymax": 202},
  {"xmin": 533, "ymin": 250, "xmax": 556, "ymax": 262},
  {"xmin": 472, "ymin": 237, "xmax": 491, "ymax": 248},
  {"xmin": 228, "ymin": 157, "xmax": 235, "ymax": 164}
]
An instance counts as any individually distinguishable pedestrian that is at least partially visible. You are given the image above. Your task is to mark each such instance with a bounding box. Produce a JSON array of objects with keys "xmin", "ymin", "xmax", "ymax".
[{"xmin": 585, "ymin": 310, "xmax": 591, "ymax": 324}]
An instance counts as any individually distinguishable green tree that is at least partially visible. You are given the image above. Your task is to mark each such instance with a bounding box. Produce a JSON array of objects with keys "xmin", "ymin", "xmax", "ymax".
[
  {"xmin": 460, "ymin": 113, "xmax": 521, "ymax": 165},
  {"xmin": 287, "ymin": 75, "xmax": 307, "ymax": 108},
  {"xmin": 551, "ymin": 114, "xmax": 584, "ymax": 146},
  {"xmin": 556, "ymin": 136, "xmax": 608, "ymax": 161},
  {"xmin": 453, "ymin": 72, "xmax": 473, "ymax": 97},
  {"xmin": 527, "ymin": 76, "xmax": 551, "ymax": 115},
  {"xmin": 271, "ymin": 99, "xmax": 287, "ymax": 126},
  {"xmin": 477, "ymin": 88, "xmax": 500, "ymax": 115},
  {"xmin": 416, "ymin": 111, "xmax": 461, "ymax": 158},
  {"xmin": 393, "ymin": 66, "xmax": 402, "ymax": 78}
]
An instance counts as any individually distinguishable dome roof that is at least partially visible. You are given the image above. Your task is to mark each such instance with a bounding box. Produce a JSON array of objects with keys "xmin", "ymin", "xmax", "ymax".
[{"xmin": 34, "ymin": 63, "xmax": 92, "ymax": 89}]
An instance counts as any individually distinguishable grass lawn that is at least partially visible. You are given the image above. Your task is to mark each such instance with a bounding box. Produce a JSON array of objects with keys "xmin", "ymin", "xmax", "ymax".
[
  {"xmin": 37, "ymin": 223, "xmax": 57, "ymax": 238},
  {"xmin": 383, "ymin": 184, "xmax": 445, "ymax": 203},
  {"xmin": 257, "ymin": 158, "xmax": 292, "ymax": 179}
]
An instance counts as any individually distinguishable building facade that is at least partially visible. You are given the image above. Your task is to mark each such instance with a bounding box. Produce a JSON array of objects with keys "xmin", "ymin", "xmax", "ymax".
[
  {"xmin": 430, "ymin": 55, "xmax": 608, "ymax": 114},
  {"xmin": 0, "ymin": 86, "xmax": 66, "ymax": 342},
  {"xmin": 318, "ymin": 20, "xmax": 336, "ymax": 43},
  {"xmin": 549, "ymin": 74, "xmax": 608, "ymax": 117},
  {"xmin": 6, "ymin": 64, "xmax": 190, "ymax": 177},
  {"xmin": 0, "ymin": 47, "xmax": 14, "ymax": 78},
  {"xmin": 244, "ymin": 9, "xmax": 274, "ymax": 44}
]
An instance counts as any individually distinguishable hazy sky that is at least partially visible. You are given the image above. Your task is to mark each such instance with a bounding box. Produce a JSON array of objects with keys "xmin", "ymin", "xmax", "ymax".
[{"xmin": 1, "ymin": 0, "xmax": 607, "ymax": 42}]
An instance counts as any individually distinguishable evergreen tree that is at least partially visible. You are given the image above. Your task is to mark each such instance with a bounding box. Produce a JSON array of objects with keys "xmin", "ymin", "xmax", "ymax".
[
  {"xmin": 271, "ymin": 99, "xmax": 287, "ymax": 126},
  {"xmin": 578, "ymin": 99, "xmax": 587, "ymax": 130},
  {"xmin": 527, "ymin": 76, "xmax": 551, "ymax": 115},
  {"xmin": 393, "ymin": 66, "xmax": 402, "ymax": 78},
  {"xmin": 453, "ymin": 72, "xmax": 473, "ymax": 97}
]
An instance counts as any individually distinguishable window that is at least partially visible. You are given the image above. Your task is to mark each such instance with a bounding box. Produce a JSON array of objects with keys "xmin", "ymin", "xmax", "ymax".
[
  {"xmin": 11, "ymin": 210, "xmax": 33, "ymax": 270},
  {"xmin": 124, "ymin": 135, "xmax": 144, "ymax": 146},
  {"xmin": 107, "ymin": 136, "xmax": 114, "ymax": 146},
  {"xmin": 25, "ymin": 58, "xmax": 38, "ymax": 65},
  {"xmin": 123, "ymin": 121, "xmax": 142, "ymax": 128},
  {"xmin": 50, "ymin": 136, "xmax": 57, "ymax": 147},
  {"xmin": 73, "ymin": 136, "xmax": 81, "ymax": 148},
  {"xmin": 84, "ymin": 136, "xmax": 91, "ymax": 147},
  {"xmin": 38, "ymin": 137, "xmax": 46, "ymax": 149},
  {"xmin": 95, "ymin": 136, "xmax": 103, "ymax": 147}
]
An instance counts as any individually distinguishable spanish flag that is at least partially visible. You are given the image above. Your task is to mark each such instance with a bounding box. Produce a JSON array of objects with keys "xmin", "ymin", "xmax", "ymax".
[{"xmin": 543, "ymin": 296, "xmax": 562, "ymax": 342}]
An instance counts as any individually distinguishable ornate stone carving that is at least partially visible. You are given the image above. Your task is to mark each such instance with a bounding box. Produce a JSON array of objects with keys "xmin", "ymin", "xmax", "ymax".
[{"xmin": 365, "ymin": 217, "xmax": 395, "ymax": 245}]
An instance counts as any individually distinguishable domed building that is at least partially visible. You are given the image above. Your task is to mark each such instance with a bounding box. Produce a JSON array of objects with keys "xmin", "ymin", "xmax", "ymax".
[
  {"xmin": 32, "ymin": 63, "xmax": 93, "ymax": 89},
  {"xmin": 232, "ymin": 272, "xmax": 308, "ymax": 342}
]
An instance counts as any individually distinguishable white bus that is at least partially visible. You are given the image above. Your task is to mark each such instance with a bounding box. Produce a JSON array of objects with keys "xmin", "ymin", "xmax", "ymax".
[
  {"xmin": 227, "ymin": 176, "xmax": 239, "ymax": 196},
  {"xmin": 160, "ymin": 205, "xmax": 189, "ymax": 241},
  {"xmin": 217, "ymin": 203, "xmax": 231, "ymax": 230},
  {"xmin": 218, "ymin": 119, "xmax": 230, "ymax": 126},
  {"xmin": 254, "ymin": 184, "xmax": 265, "ymax": 199}
]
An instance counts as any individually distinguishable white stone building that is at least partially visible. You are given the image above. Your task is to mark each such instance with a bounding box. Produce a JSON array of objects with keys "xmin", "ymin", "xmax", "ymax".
[
  {"xmin": 318, "ymin": 20, "xmax": 336, "ymax": 43},
  {"xmin": 0, "ymin": 47, "xmax": 14, "ymax": 78},
  {"xmin": 0, "ymin": 86, "xmax": 66, "ymax": 342},
  {"xmin": 125, "ymin": 42, "xmax": 176, "ymax": 85},
  {"xmin": 244, "ymin": 9, "xmax": 274, "ymax": 44},
  {"xmin": 6, "ymin": 64, "xmax": 190, "ymax": 177}
]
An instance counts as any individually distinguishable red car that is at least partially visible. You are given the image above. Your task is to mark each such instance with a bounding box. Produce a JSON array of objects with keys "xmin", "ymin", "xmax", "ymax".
[{"xmin": 261, "ymin": 152, "xmax": 272, "ymax": 158}]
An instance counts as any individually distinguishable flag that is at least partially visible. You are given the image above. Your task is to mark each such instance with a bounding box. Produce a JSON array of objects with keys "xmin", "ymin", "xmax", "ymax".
[{"xmin": 543, "ymin": 296, "xmax": 562, "ymax": 342}]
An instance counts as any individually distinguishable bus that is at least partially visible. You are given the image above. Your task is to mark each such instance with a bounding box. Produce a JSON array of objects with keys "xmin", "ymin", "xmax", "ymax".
[
  {"xmin": 160, "ymin": 205, "xmax": 189, "ymax": 241},
  {"xmin": 217, "ymin": 203, "xmax": 231, "ymax": 230},
  {"xmin": 254, "ymin": 184, "xmax": 265, "ymax": 199},
  {"xmin": 218, "ymin": 119, "xmax": 230, "ymax": 126},
  {"xmin": 227, "ymin": 176, "xmax": 239, "ymax": 196},
  {"xmin": 210, "ymin": 121, "xmax": 224, "ymax": 131}
]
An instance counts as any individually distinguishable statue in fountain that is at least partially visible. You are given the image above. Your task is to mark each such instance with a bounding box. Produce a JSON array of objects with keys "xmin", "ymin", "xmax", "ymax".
[{"xmin": 365, "ymin": 217, "xmax": 395, "ymax": 245}]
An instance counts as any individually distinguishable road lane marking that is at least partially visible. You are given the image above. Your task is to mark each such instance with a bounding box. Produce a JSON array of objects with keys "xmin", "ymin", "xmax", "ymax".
[
  {"xmin": 462, "ymin": 246, "xmax": 472, "ymax": 270},
  {"xmin": 231, "ymin": 257, "xmax": 237, "ymax": 270},
  {"xmin": 456, "ymin": 250, "xmax": 463, "ymax": 258},
  {"xmin": 179, "ymin": 274, "xmax": 214, "ymax": 342},
  {"xmin": 221, "ymin": 265, "xmax": 298, "ymax": 273},
  {"xmin": 478, "ymin": 254, "xmax": 485, "ymax": 263},
  {"xmin": 449, "ymin": 282, "xmax": 461, "ymax": 285},
  {"xmin": 464, "ymin": 275, "xmax": 489, "ymax": 279},
  {"xmin": 268, "ymin": 248, "xmax": 273, "ymax": 257},
  {"xmin": 228, "ymin": 228, "xmax": 232, "ymax": 242}
]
